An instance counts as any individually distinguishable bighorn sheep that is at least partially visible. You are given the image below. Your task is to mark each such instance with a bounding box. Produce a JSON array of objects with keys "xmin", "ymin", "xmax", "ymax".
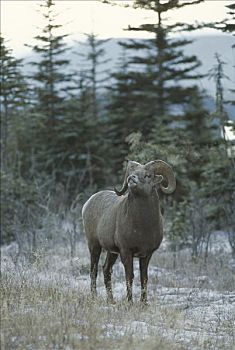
[{"xmin": 82, "ymin": 160, "xmax": 176, "ymax": 303}]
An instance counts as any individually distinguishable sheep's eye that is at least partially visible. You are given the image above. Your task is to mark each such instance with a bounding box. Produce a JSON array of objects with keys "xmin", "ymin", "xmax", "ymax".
[{"xmin": 144, "ymin": 174, "xmax": 151, "ymax": 179}]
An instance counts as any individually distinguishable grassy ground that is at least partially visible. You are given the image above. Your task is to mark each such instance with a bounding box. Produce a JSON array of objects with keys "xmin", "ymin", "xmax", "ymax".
[{"xmin": 1, "ymin": 236, "xmax": 235, "ymax": 350}]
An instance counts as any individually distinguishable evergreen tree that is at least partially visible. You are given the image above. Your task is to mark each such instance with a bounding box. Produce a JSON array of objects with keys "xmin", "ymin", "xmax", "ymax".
[
  {"xmin": 209, "ymin": 54, "xmax": 231, "ymax": 142},
  {"xmin": 54, "ymin": 71, "xmax": 98, "ymax": 194},
  {"xmin": 208, "ymin": 2, "xmax": 235, "ymax": 108},
  {"xmin": 71, "ymin": 33, "xmax": 111, "ymax": 190},
  {"xmin": 79, "ymin": 33, "xmax": 110, "ymax": 120},
  {"xmin": 223, "ymin": 3, "xmax": 235, "ymax": 41},
  {"xmin": 123, "ymin": 0, "xmax": 205, "ymax": 133},
  {"xmin": 0, "ymin": 36, "xmax": 28, "ymax": 169},
  {"xmin": 0, "ymin": 36, "xmax": 40, "ymax": 243},
  {"xmin": 220, "ymin": 3, "xmax": 235, "ymax": 109},
  {"xmin": 107, "ymin": 0, "xmax": 219, "ymax": 255},
  {"xmin": 27, "ymin": 0, "xmax": 71, "ymax": 123},
  {"xmin": 200, "ymin": 54, "xmax": 235, "ymax": 256},
  {"xmin": 107, "ymin": 47, "xmax": 140, "ymax": 173},
  {"xmin": 25, "ymin": 0, "xmax": 77, "ymax": 188},
  {"xmin": 107, "ymin": 0, "xmax": 213, "ymax": 182}
]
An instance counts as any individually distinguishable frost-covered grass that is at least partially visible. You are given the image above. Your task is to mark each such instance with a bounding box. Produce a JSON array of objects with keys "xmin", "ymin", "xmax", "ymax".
[{"xmin": 1, "ymin": 236, "xmax": 235, "ymax": 350}]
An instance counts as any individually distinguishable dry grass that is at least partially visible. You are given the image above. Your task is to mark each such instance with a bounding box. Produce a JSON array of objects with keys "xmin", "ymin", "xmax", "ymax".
[
  {"xmin": 1, "ymin": 264, "xmax": 183, "ymax": 350},
  {"xmin": 152, "ymin": 247, "xmax": 235, "ymax": 291},
  {"xmin": 1, "ymin": 235, "xmax": 235, "ymax": 350}
]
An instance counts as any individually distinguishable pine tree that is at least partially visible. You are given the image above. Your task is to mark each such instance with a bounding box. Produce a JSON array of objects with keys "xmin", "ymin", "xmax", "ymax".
[
  {"xmin": 0, "ymin": 35, "xmax": 28, "ymax": 169},
  {"xmin": 200, "ymin": 54, "xmax": 235, "ymax": 256},
  {"xmin": 0, "ymin": 36, "xmax": 38, "ymax": 243},
  {"xmin": 53, "ymin": 71, "xmax": 97, "ymax": 194},
  {"xmin": 24, "ymin": 0, "xmax": 78, "ymax": 188},
  {"xmin": 27, "ymin": 0, "xmax": 71, "ymax": 124},
  {"xmin": 209, "ymin": 54, "xmax": 231, "ymax": 142},
  {"xmin": 107, "ymin": 0, "xmax": 213, "ymax": 179},
  {"xmin": 106, "ymin": 0, "xmax": 219, "ymax": 255},
  {"xmin": 208, "ymin": 2, "xmax": 235, "ymax": 108},
  {"xmin": 71, "ymin": 33, "xmax": 111, "ymax": 190},
  {"xmin": 107, "ymin": 47, "xmax": 140, "ymax": 173},
  {"xmin": 79, "ymin": 33, "xmax": 110, "ymax": 120},
  {"xmin": 220, "ymin": 3, "xmax": 235, "ymax": 109},
  {"xmin": 122, "ymin": 0, "xmax": 205, "ymax": 135},
  {"xmin": 223, "ymin": 3, "xmax": 235, "ymax": 41}
]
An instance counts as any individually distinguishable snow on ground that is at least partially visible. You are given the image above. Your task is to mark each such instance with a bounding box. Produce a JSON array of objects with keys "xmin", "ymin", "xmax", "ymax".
[
  {"xmin": 94, "ymin": 259, "xmax": 235, "ymax": 348},
  {"xmin": 1, "ymin": 240, "xmax": 235, "ymax": 349}
]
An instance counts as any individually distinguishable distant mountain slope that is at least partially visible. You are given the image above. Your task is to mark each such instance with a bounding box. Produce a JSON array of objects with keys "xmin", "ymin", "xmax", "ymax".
[
  {"xmin": 72, "ymin": 34, "xmax": 235, "ymax": 119},
  {"xmin": 182, "ymin": 34, "xmax": 234, "ymax": 96},
  {"xmin": 183, "ymin": 35, "xmax": 234, "ymax": 120},
  {"xmin": 23, "ymin": 34, "xmax": 235, "ymax": 119}
]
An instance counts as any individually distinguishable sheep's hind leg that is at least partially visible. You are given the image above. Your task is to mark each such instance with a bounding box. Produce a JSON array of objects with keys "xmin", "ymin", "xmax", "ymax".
[
  {"xmin": 139, "ymin": 255, "xmax": 152, "ymax": 304},
  {"xmin": 103, "ymin": 252, "xmax": 118, "ymax": 303},
  {"xmin": 89, "ymin": 244, "xmax": 101, "ymax": 298}
]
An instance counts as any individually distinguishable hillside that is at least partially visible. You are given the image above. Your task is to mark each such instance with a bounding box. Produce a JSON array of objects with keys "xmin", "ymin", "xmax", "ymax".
[{"xmin": 23, "ymin": 34, "xmax": 234, "ymax": 119}]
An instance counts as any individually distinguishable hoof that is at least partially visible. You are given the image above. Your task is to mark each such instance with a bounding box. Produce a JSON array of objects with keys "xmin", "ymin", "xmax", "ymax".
[{"xmin": 107, "ymin": 298, "xmax": 116, "ymax": 305}]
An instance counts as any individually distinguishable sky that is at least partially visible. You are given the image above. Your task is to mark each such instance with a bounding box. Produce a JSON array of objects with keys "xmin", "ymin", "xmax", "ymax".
[{"xmin": 1, "ymin": 0, "xmax": 234, "ymax": 57}]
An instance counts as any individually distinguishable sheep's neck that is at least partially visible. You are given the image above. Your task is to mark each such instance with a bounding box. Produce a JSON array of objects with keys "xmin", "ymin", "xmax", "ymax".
[{"xmin": 127, "ymin": 191, "xmax": 161, "ymax": 230}]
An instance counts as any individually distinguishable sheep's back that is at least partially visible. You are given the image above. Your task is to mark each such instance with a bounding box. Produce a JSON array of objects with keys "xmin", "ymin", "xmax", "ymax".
[{"xmin": 82, "ymin": 191, "xmax": 119, "ymax": 244}]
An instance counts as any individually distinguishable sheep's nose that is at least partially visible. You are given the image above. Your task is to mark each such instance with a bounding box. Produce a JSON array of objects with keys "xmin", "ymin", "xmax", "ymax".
[{"xmin": 128, "ymin": 174, "xmax": 138, "ymax": 184}]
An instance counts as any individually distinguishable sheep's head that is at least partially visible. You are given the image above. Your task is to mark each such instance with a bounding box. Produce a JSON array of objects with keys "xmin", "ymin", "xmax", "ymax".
[{"xmin": 114, "ymin": 160, "xmax": 176, "ymax": 196}]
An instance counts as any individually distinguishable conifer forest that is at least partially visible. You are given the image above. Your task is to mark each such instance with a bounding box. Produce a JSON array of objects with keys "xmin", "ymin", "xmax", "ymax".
[{"xmin": 1, "ymin": 1, "xmax": 235, "ymax": 349}]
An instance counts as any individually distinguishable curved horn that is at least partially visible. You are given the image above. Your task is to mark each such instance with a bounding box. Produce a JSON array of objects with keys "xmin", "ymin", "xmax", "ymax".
[
  {"xmin": 145, "ymin": 160, "xmax": 176, "ymax": 194},
  {"xmin": 114, "ymin": 161, "xmax": 140, "ymax": 196}
]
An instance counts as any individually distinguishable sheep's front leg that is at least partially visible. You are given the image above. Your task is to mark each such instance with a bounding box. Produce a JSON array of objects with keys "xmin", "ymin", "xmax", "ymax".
[
  {"xmin": 139, "ymin": 255, "xmax": 152, "ymax": 304},
  {"xmin": 120, "ymin": 251, "xmax": 134, "ymax": 302},
  {"xmin": 103, "ymin": 252, "xmax": 118, "ymax": 303},
  {"xmin": 89, "ymin": 244, "xmax": 101, "ymax": 297}
]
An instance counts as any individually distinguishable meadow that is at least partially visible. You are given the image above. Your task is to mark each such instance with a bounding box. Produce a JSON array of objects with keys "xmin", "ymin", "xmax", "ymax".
[{"xmin": 1, "ymin": 215, "xmax": 234, "ymax": 350}]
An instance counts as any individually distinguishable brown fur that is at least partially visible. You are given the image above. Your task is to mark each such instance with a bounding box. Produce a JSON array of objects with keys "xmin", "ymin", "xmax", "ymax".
[{"xmin": 82, "ymin": 160, "xmax": 176, "ymax": 303}]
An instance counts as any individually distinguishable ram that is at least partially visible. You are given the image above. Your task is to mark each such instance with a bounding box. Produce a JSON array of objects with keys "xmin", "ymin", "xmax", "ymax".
[{"xmin": 82, "ymin": 160, "xmax": 176, "ymax": 303}]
